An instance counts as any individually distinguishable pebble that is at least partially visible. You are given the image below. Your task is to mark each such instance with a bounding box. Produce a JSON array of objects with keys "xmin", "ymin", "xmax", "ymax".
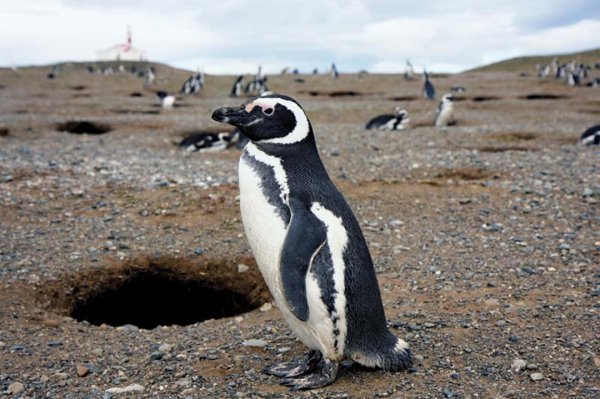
[
  {"xmin": 495, "ymin": 320, "xmax": 507, "ymax": 327},
  {"xmin": 7, "ymin": 382, "xmax": 25, "ymax": 395},
  {"xmin": 237, "ymin": 263, "xmax": 249, "ymax": 273},
  {"xmin": 259, "ymin": 303, "xmax": 272, "ymax": 312},
  {"xmin": 105, "ymin": 384, "xmax": 145, "ymax": 394},
  {"xmin": 150, "ymin": 351, "xmax": 163, "ymax": 361},
  {"xmin": 76, "ymin": 364, "xmax": 90, "ymax": 377},
  {"xmin": 530, "ymin": 372, "xmax": 544, "ymax": 381},
  {"xmin": 443, "ymin": 388, "xmax": 455, "ymax": 398},
  {"xmin": 277, "ymin": 346, "xmax": 291, "ymax": 353},
  {"xmin": 512, "ymin": 359, "xmax": 526, "ymax": 372},
  {"xmin": 194, "ymin": 247, "xmax": 204, "ymax": 255},
  {"xmin": 158, "ymin": 343, "xmax": 172, "ymax": 353},
  {"xmin": 91, "ymin": 348, "xmax": 103, "ymax": 356},
  {"xmin": 242, "ymin": 339, "xmax": 268, "ymax": 348},
  {"xmin": 42, "ymin": 319, "xmax": 60, "ymax": 328}
]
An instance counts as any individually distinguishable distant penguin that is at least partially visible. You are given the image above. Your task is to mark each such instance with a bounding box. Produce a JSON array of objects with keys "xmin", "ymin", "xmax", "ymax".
[
  {"xmin": 365, "ymin": 107, "xmax": 410, "ymax": 131},
  {"xmin": 47, "ymin": 65, "xmax": 59, "ymax": 79},
  {"xmin": 450, "ymin": 86, "xmax": 466, "ymax": 93},
  {"xmin": 579, "ymin": 124, "xmax": 600, "ymax": 146},
  {"xmin": 179, "ymin": 131, "xmax": 236, "ymax": 152},
  {"xmin": 144, "ymin": 67, "xmax": 156, "ymax": 88},
  {"xmin": 180, "ymin": 71, "xmax": 204, "ymax": 95},
  {"xmin": 434, "ymin": 93, "xmax": 454, "ymax": 128},
  {"xmin": 245, "ymin": 76, "xmax": 268, "ymax": 96},
  {"xmin": 423, "ymin": 69, "xmax": 435, "ymax": 100},
  {"xmin": 230, "ymin": 75, "xmax": 244, "ymax": 97},
  {"xmin": 404, "ymin": 60, "xmax": 414, "ymax": 80},
  {"xmin": 212, "ymin": 94, "xmax": 412, "ymax": 390},
  {"xmin": 156, "ymin": 91, "xmax": 176, "ymax": 109},
  {"xmin": 330, "ymin": 63, "xmax": 339, "ymax": 79}
]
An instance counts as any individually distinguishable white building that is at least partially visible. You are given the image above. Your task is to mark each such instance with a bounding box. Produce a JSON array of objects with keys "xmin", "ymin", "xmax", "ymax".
[{"xmin": 97, "ymin": 26, "xmax": 146, "ymax": 62}]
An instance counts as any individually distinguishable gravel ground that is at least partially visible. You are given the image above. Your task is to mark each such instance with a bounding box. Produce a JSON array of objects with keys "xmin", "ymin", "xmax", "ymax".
[{"xmin": 0, "ymin": 63, "xmax": 599, "ymax": 398}]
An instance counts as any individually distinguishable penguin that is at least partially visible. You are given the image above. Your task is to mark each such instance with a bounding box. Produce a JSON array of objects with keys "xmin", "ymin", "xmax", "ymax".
[
  {"xmin": 404, "ymin": 59, "xmax": 414, "ymax": 80},
  {"xmin": 330, "ymin": 63, "xmax": 339, "ymax": 79},
  {"xmin": 144, "ymin": 66, "xmax": 156, "ymax": 88},
  {"xmin": 156, "ymin": 91, "xmax": 176, "ymax": 109},
  {"xmin": 211, "ymin": 94, "xmax": 412, "ymax": 390},
  {"xmin": 178, "ymin": 131, "xmax": 237, "ymax": 152},
  {"xmin": 450, "ymin": 86, "xmax": 466, "ymax": 93},
  {"xmin": 579, "ymin": 124, "xmax": 600, "ymax": 146},
  {"xmin": 245, "ymin": 76, "xmax": 268, "ymax": 96},
  {"xmin": 230, "ymin": 75, "xmax": 244, "ymax": 97},
  {"xmin": 434, "ymin": 93, "xmax": 454, "ymax": 128},
  {"xmin": 423, "ymin": 69, "xmax": 435, "ymax": 100},
  {"xmin": 180, "ymin": 71, "xmax": 204, "ymax": 95},
  {"xmin": 365, "ymin": 107, "xmax": 410, "ymax": 131}
]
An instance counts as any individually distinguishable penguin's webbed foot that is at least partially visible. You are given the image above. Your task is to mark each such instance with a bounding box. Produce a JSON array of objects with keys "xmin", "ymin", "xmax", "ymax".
[
  {"xmin": 280, "ymin": 358, "xmax": 339, "ymax": 390},
  {"xmin": 263, "ymin": 349, "xmax": 322, "ymax": 378}
]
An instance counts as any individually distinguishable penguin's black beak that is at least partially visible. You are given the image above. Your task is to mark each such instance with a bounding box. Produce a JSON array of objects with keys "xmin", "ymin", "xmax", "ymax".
[{"xmin": 212, "ymin": 105, "xmax": 251, "ymax": 127}]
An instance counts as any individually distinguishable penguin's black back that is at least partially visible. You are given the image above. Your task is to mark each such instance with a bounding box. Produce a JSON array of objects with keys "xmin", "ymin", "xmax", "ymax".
[
  {"xmin": 365, "ymin": 114, "xmax": 396, "ymax": 129},
  {"xmin": 255, "ymin": 135, "xmax": 390, "ymax": 355}
]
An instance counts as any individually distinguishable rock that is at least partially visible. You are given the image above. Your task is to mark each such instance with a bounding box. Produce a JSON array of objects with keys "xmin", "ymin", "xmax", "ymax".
[
  {"xmin": 105, "ymin": 384, "xmax": 145, "ymax": 394},
  {"xmin": 530, "ymin": 372, "xmax": 544, "ymax": 381},
  {"xmin": 512, "ymin": 358, "xmax": 526, "ymax": 372},
  {"xmin": 150, "ymin": 351, "xmax": 163, "ymax": 361},
  {"xmin": 237, "ymin": 263, "xmax": 249, "ymax": 273},
  {"xmin": 194, "ymin": 247, "xmax": 204, "ymax": 255},
  {"xmin": 278, "ymin": 346, "xmax": 291, "ymax": 353},
  {"xmin": 526, "ymin": 363, "xmax": 538, "ymax": 370},
  {"xmin": 443, "ymin": 388, "xmax": 455, "ymax": 398},
  {"xmin": 53, "ymin": 372, "xmax": 69, "ymax": 380},
  {"xmin": 495, "ymin": 320, "xmax": 507, "ymax": 327},
  {"xmin": 181, "ymin": 388, "xmax": 196, "ymax": 395},
  {"xmin": 7, "ymin": 382, "xmax": 25, "ymax": 394},
  {"xmin": 158, "ymin": 343, "xmax": 172, "ymax": 353},
  {"xmin": 259, "ymin": 302, "xmax": 272, "ymax": 312},
  {"xmin": 76, "ymin": 364, "xmax": 90, "ymax": 377},
  {"xmin": 242, "ymin": 339, "xmax": 268, "ymax": 348},
  {"xmin": 42, "ymin": 319, "xmax": 60, "ymax": 328},
  {"xmin": 91, "ymin": 348, "xmax": 103, "ymax": 356}
]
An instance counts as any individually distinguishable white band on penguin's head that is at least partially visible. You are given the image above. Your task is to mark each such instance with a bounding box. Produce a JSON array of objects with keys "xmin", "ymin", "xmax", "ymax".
[{"xmin": 247, "ymin": 98, "xmax": 310, "ymax": 145}]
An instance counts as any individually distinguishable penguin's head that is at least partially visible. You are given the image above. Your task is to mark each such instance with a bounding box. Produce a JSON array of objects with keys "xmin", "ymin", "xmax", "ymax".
[
  {"xmin": 211, "ymin": 94, "xmax": 311, "ymax": 144},
  {"xmin": 441, "ymin": 93, "xmax": 454, "ymax": 103}
]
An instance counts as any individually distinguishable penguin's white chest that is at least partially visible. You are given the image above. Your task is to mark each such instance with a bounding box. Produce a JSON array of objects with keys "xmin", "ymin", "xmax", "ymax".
[
  {"xmin": 436, "ymin": 104, "xmax": 453, "ymax": 127},
  {"xmin": 238, "ymin": 148, "xmax": 347, "ymax": 360}
]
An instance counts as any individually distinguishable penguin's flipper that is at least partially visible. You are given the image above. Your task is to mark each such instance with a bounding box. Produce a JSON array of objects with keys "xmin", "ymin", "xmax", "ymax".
[{"xmin": 280, "ymin": 199, "xmax": 327, "ymax": 322}]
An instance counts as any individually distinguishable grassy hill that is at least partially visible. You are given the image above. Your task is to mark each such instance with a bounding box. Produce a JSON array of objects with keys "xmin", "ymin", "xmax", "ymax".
[{"xmin": 467, "ymin": 48, "xmax": 600, "ymax": 73}]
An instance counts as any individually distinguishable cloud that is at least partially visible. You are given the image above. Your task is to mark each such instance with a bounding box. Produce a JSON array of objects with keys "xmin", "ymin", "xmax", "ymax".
[{"xmin": 0, "ymin": 1, "xmax": 598, "ymax": 73}]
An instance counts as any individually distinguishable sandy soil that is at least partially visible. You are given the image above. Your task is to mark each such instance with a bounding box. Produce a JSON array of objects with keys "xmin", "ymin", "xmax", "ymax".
[{"xmin": 0, "ymin": 63, "xmax": 599, "ymax": 398}]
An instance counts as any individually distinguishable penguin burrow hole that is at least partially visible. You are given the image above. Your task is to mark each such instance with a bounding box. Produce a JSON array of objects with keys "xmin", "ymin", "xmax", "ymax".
[
  {"xmin": 56, "ymin": 120, "xmax": 112, "ymax": 135},
  {"xmin": 39, "ymin": 256, "xmax": 270, "ymax": 329},
  {"xmin": 520, "ymin": 94, "xmax": 570, "ymax": 100}
]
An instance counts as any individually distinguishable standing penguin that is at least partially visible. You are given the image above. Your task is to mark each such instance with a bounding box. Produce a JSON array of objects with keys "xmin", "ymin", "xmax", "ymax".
[
  {"xmin": 212, "ymin": 94, "xmax": 412, "ymax": 390},
  {"xmin": 230, "ymin": 75, "xmax": 244, "ymax": 97},
  {"xmin": 434, "ymin": 93, "xmax": 454, "ymax": 128},
  {"xmin": 423, "ymin": 69, "xmax": 435, "ymax": 100}
]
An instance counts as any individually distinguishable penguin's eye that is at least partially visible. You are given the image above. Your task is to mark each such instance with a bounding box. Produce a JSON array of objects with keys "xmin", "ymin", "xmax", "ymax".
[{"xmin": 263, "ymin": 108, "xmax": 274, "ymax": 116}]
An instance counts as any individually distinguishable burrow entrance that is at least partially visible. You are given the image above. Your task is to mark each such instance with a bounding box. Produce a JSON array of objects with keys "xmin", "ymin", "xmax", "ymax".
[
  {"xmin": 56, "ymin": 120, "xmax": 112, "ymax": 135},
  {"xmin": 39, "ymin": 256, "xmax": 270, "ymax": 329}
]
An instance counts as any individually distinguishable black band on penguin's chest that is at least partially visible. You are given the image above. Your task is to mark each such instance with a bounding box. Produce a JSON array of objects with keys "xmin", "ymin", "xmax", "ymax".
[{"xmin": 241, "ymin": 151, "xmax": 291, "ymax": 224}]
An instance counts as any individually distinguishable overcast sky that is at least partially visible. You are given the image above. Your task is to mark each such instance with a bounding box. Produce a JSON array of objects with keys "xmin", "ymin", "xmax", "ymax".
[{"xmin": 1, "ymin": 0, "xmax": 599, "ymax": 74}]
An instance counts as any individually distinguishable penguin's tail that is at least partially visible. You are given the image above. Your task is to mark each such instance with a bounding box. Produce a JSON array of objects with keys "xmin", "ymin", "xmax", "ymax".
[
  {"xmin": 350, "ymin": 332, "xmax": 413, "ymax": 371},
  {"xmin": 379, "ymin": 335, "xmax": 413, "ymax": 372}
]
